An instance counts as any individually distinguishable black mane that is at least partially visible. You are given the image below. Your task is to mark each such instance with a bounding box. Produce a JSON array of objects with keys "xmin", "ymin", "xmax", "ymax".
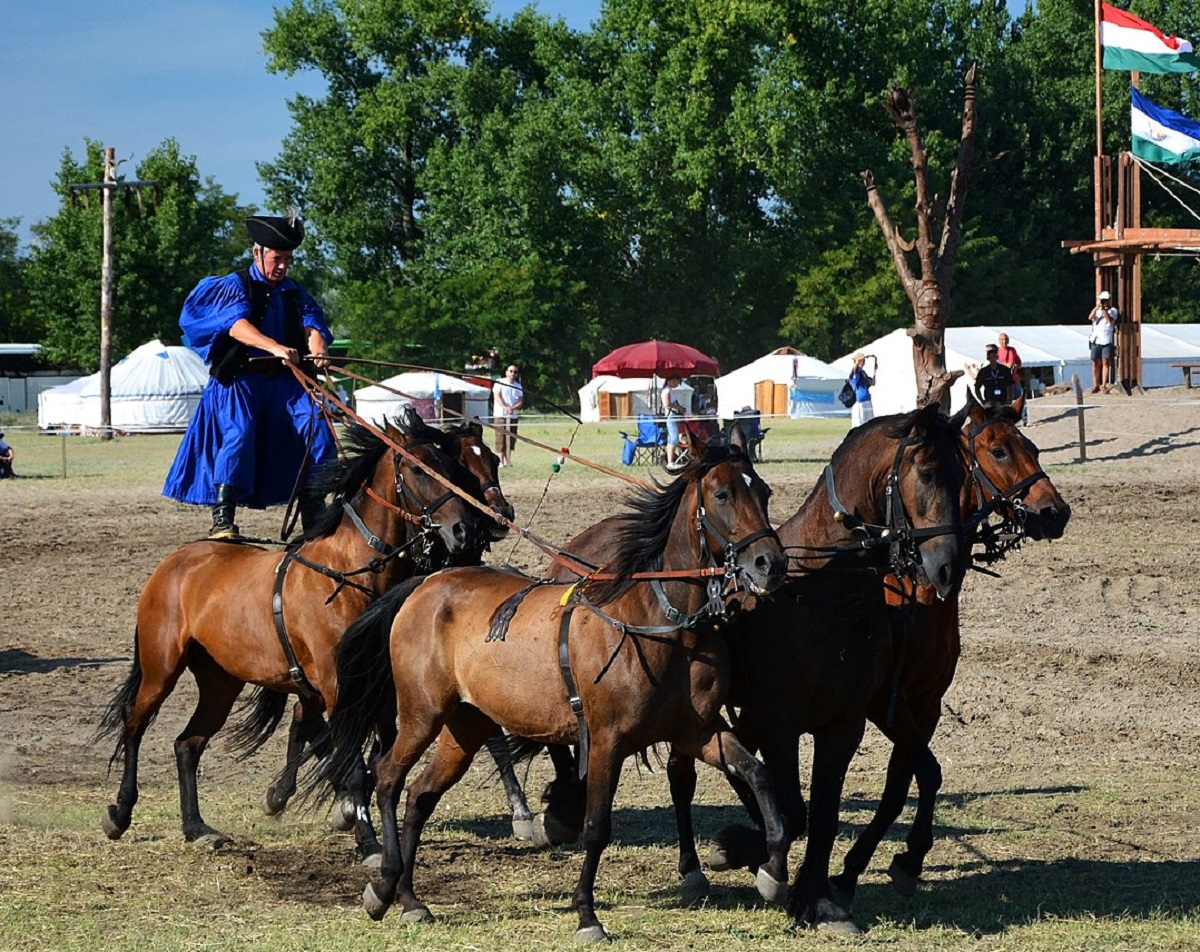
[{"xmin": 583, "ymin": 444, "xmax": 748, "ymax": 606}]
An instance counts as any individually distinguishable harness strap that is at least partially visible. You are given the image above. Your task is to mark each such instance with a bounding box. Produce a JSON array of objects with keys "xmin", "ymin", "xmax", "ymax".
[
  {"xmin": 557, "ymin": 588, "xmax": 589, "ymax": 780},
  {"xmin": 271, "ymin": 552, "xmax": 325, "ymax": 705}
]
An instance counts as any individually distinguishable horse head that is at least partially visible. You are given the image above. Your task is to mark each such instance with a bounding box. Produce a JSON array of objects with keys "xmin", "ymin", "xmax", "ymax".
[
  {"xmin": 962, "ymin": 394, "xmax": 1071, "ymax": 541},
  {"xmin": 803, "ymin": 403, "xmax": 968, "ymax": 601},
  {"xmin": 680, "ymin": 443, "xmax": 788, "ymax": 596},
  {"xmin": 379, "ymin": 410, "xmax": 477, "ymax": 558},
  {"xmin": 444, "ymin": 418, "xmax": 514, "ymax": 542}
]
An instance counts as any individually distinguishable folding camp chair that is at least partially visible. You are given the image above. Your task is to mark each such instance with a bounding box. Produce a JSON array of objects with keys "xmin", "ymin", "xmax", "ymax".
[{"xmin": 620, "ymin": 413, "xmax": 667, "ymax": 466}]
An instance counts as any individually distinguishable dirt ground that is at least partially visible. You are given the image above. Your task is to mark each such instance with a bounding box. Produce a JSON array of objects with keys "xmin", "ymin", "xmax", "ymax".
[{"xmin": 1, "ymin": 390, "xmax": 1198, "ymax": 911}]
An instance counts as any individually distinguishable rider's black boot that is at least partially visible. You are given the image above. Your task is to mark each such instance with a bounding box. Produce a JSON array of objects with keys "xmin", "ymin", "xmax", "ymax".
[{"xmin": 210, "ymin": 484, "xmax": 240, "ymax": 540}]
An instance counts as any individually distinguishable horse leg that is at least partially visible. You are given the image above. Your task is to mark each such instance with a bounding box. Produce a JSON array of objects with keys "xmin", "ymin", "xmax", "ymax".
[
  {"xmin": 483, "ymin": 729, "xmax": 535, "ymax": 840},
  {"xmin": 535, "ymin": 743, "xmax": 585, "ymax": 847},
  {"xmin": 889, "ymin": 740, "xmax": 942, "ymax": 895},
  {"xmin": 393, "ymin": 707, "xmax": 497, "ymax": 922},
  {"xmin": 787, "ymin": 718, "xmax": 865, "ymax": 935},
  {"xmin": 692, "ymin": 727, "xmax": 789, "ymax": 906},
  {"xmin": 175, "ymin": 650, "xmax": 245, "ymax": 844},
  {"xmin": 571, "ymin": 746, "xmax": 623, "ymax": 943},
  {"xmin": 665, "ymin": 747, "xmax": 709, "ymax": 901},
  {"xmin": 102, "ymin": 634, "xmax": 187, "ymax": 840},
  {"xmin": 829, "ymin": 743, "xmax": 914, "ymax": 906},
  {"xmin": 263, "ymin": 700, "xmax": 315, "ymax": 818},
  {"xmin": 361, "ymin": 707, "xmax": 445, "ymax": 921}
]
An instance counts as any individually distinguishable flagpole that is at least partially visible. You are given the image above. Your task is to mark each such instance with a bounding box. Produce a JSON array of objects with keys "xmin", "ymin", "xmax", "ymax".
[{"xmin": 1095, "ymin": 0, "xmax": 1104, "ymax": 158}]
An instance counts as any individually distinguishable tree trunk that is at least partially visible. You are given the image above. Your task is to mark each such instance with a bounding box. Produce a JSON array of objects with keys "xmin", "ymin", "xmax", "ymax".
[{"xmin": 861, "ymin": 64, "xmax": 980, "ymax": 410}]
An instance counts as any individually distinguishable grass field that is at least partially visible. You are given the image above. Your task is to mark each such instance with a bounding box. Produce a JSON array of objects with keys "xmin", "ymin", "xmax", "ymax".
[{"xmin": 2, "ymin": 404, "xmax": 1198, "ymax": 951}]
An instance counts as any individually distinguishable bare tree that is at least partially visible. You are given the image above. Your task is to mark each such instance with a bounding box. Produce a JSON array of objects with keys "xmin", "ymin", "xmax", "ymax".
[{"xmin": 861, "ymin": 64, "xmax": 979, "ymax": 409}]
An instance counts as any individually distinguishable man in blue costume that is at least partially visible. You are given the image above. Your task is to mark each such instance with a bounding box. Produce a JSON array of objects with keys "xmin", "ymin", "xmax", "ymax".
[{"xmin": 163, "ymin": 211, "xmax": 335, "ymax": 539}]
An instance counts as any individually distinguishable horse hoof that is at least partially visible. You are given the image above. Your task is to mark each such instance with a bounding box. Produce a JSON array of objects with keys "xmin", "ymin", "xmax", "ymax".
[
  {"xmin": 828, "ymin": 875, "xmax": 855, "ymax": 911},
  {"xmin": 755, "ymin": 867, "xmax": 788, "ymax": 906},
  {"xmin": 363, "ymin": 881, "xmax": 390, "ymax": 920},
  {"xmin": 192, "ymin": 831, "xmax": 231, "ymax": 849},
  {"xmin": 541, "ymin": 811, "xmax": 581, "ymax": 846},
  {"xmin": 361, "ymin": 850, "xmax": 383, "ymax": 870},
  {"xmin": 512, "ymin": 816, "xmax": 535, "ymax": 841},
  {"xmin": 573, "ymin": 924, "xmax": 609, "ymax": 944},
  {"xmin": 888, "ymin": 857, "xmax": 920, "ymax": 897},
  {"xmin": 101, "ymin": 806, "xmax": 126, "ymax": 841},
  {"xmin": 262, "ymin": 789, "xmax": 288, "ymax": 817},
  {"xmin": 330, "ymin": 798, "xmax": 357, "ymax": 833},
  {"xmin": 401, "ymin": 905, "xmax": 434, "ymax": 924},
  {"xmin": 679, "ymin": 869, "xmax": 710, "ymax": 903},
  {"xmin": 706, "ymin": 844, "xmax": 731, "ymax": 872},
  {"xmin": 816, "ymin": 918, "xmax": 865, "ymax": 936}
]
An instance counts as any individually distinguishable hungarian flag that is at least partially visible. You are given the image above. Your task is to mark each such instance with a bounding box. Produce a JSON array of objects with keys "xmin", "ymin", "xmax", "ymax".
[
  {"xmin": 1101, "ymin": 2, "xmax": 1199, "ymax": 73},
  {"xmin": 1131, "ymin": 87, "xmax": 1200, "ymax": 163}
]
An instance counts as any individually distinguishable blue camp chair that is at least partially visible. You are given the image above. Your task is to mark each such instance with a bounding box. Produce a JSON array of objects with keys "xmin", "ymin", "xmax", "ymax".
[{"xmin": 620, "ymin": 413, "xmax": 667, "ymax": 466}]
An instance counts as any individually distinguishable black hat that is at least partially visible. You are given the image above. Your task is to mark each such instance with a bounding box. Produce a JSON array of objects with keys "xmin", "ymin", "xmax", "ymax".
[{"xmin": 246, "ymin": 212, "xmax": 304, "ymax": 251}]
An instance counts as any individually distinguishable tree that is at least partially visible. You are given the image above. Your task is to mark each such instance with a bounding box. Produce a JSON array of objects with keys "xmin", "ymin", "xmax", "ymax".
[
  {"xmin": 25, "ymin": 139, "xmax": 249, "ymax": 371},
  {"xmin": 861, "ymin": 67, "xmax": 982, "ymax": 407},
  {"xmin": 0, "ymin": 219, "xmax": 38, "ymax": 342}
]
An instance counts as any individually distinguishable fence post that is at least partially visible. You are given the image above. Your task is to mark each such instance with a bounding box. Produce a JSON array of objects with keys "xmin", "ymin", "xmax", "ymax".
[{"xmin": 1072, "ymin": 374, "xmax": 1087, "ymax": 463}]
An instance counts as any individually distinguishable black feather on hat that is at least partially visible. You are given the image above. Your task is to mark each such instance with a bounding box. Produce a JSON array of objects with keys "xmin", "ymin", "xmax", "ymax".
[{"xmin": 246, "ymin": 207, "xmax": 304, "ymax": 250}]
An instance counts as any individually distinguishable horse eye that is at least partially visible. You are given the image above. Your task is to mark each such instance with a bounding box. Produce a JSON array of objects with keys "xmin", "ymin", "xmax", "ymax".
[
  {"xmin": 714, "ymin": 488, "xmax": 730, "ymax": 503},
  {"xmin": 989, "ymin": 446, "xmax": 1008, "ymax": 461},
  {"xmin": 918, "ymin": 468, "xmax": 936, "ymax": 485}
]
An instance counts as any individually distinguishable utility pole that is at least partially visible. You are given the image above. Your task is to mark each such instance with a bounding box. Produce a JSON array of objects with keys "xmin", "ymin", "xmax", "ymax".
[{"xmin": 68, "ymin": 147, "xmax": 157, "ymax": 440}]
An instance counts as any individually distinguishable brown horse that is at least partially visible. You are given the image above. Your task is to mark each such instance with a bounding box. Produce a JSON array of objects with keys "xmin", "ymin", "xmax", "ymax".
[
  {"xmin": 97, "ymin": 415, "xmax": 477, "ymax": 850},
  {"xmin": 316, "ymin": 442, "xmax": 789, "ymax": 942},
  {"xmin": 826, "ymin": 394, "xmax": 1070, "ymax": 903},
  {"xmin": 254, "ymin": 414, "xmax": 516, "ymax": 835}
]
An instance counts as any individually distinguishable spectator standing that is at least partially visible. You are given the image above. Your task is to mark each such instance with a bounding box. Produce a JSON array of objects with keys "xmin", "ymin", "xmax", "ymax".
[
  {"xmin": 848, "ymin": 353, "xmax": 876, "ymax": 428},
  {"xmin": 492, "ymin": 364, "xmax": 524, "ymax": 467},
  {"xmin": 974, "ymin": 344, "xmax": 1013, "ymax": 407},
  {"xmin": 0, "ymin": 430, "xmax": 14, "ymax": 479},
  {"xmin": 662, "ymin": 376, "xmax": 687, "ymax": 470},
  {"xmin": 996, "ymin": 332, "xmax": 1027, "ymax": 423},
  {"xmin": 1088, "ymin": 291, "xmax": 1118, "ymax": 393}
]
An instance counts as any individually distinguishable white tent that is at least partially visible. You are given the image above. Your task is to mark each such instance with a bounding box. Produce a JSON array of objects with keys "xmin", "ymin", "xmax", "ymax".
[
  {"xmin": 577, "ymin": 375, "xmax": 694, "ymax": 422},
  {"xmin": 354, "ymin": 371, "xmax": 491, "ymax": 427},
  {"xmin": 37, "ymin": 339, "xmax": 210, "ymax": 432},
  {"xmin": 833, "ymin": 324, "xmax": 1200, "ymax": 416},
  {"xmin": 715, "ymin": 347, "xmax": 848, "ymax": 420}
]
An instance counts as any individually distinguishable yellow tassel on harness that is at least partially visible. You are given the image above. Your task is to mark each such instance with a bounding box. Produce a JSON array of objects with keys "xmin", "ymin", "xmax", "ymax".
[{"xmin": 559, "ymin": 582, "xmax": 578, "ymax": 607}]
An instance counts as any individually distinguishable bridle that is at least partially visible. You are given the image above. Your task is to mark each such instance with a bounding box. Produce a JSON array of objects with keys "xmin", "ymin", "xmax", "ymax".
[
  {"xmin": 961, "ymin": 415, "xmax": 1053, "ymax": 566},
  {"xmin": 820, "ymin": 428, "xmax": 964, "ymax": 582}
]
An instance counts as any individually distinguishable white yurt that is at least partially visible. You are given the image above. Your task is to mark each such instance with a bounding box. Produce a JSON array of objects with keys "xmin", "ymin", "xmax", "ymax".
[
  {"xmin": 37, "ymin": 339, "xmax": 210, "ymax": 432},
  {"xmin": 714, "ymin": 347, "xmax": 848, "ymax": 420},
  {"xmin": 578, "ymin": 375, "xmax": 695, "ymax": 422},
  {"xmin": 353, "ymin": 371, "xmax": 491, "ymax": 427}
]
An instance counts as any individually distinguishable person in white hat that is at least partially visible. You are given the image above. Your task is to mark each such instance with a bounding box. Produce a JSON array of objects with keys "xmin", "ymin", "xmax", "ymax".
[{"xmin": 1087, "ymin": 290, "xmax": 1118, "ymax": 394}]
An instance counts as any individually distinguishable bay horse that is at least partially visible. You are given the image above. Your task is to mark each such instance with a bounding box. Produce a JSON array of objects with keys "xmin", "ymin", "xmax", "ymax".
[
  {"xmin": 825, "ymin": 394, "xmax": 1070, "ymax": 904},
  {"xmin": 316, "ymin": 442, "xmax": 789, "ymax": 942},
  {"xmin": 97, "ymin": 414, "xmax": 477, "ymax": 851},
  {"xmin": 253, "ymin": 414, "xmax": 516, "ymax": 835}
]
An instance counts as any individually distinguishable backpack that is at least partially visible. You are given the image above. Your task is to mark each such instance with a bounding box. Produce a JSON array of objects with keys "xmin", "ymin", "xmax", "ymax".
[{"xmin": 838, "ymin": 380, "xmax": 856, "ymax": 408}]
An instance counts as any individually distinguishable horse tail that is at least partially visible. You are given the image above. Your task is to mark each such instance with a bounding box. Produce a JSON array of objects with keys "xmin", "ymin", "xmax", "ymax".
[
  {"xmin": 94, "ymin": 627, "xmax": 150, "ymax": 773},
  {"xmin": 304, "ymin": 575, "xmax": 425, "ymax": 804},
  {"xmin": 226, "ymin": 687, "xmax": 289, "ymax": 761}
]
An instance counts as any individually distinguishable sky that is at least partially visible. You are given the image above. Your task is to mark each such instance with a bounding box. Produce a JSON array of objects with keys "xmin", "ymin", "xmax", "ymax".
[{"xmin": 0, "ymin": 0, "xmax": 601, "ymax": 250}]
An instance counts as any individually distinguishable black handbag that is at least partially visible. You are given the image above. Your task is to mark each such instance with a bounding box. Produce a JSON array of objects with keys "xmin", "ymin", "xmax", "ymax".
[{"xmin": 837, "ymin": 380, "xmax": 856, "ymax": 408}]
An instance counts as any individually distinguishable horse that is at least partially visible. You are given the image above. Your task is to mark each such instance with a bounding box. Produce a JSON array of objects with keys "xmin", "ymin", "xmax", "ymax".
[
  {"xmin": 253, "ymin": 413, "xmax": 516, "ymax": 837},
  {"xmin": 315, "ymin": 442, "xmax": 789, "ymax": 942},
  {"xmin": 824, "ymin": 394, "xmax": 1070, "ymax": 904},
  {"xmin": 96, "ymin": 413, "xmax": 477, "ymax": 853}
]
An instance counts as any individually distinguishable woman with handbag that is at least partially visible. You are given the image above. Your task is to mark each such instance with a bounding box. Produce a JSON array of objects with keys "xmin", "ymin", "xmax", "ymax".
[{"xmin": 848, "ymin": 352, "xmax": 876, "ymax": 428}]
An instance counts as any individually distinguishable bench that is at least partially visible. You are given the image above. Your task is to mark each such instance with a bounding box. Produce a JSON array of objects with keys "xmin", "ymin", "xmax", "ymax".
[{"xmin": 1171, "ymin": 363, "xmax": 1200, "ymax": 388}]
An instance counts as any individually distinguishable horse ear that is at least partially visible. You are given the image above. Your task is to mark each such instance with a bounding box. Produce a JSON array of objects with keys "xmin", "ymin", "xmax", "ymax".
[
  {"xmin": 685, "ymin": 425, "xmax": 706, "ymax": 460},
  {"xmin": 728, "ymin": 421, "xmax": 749, "ymax": 454},
  {"xmin": 468, "ymin": 417, "xmax": 484, "ymax": 439},
  {"xmin": 960, "ymin": 390, "xmax": 985, "ymax": 430},
  {"xmin": 1011, "ymin": 392, "xmax": 1026, "ymax": 418}
]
